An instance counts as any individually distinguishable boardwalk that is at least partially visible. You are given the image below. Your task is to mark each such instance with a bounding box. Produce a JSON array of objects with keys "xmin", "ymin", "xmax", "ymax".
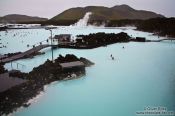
[
  {"xmin": 1, "ymin": 44, "xmax": 53, "ymax": 63},
  {"xmin": 149, "ymin": 38, "xmax": 175, "ymax": 42}
]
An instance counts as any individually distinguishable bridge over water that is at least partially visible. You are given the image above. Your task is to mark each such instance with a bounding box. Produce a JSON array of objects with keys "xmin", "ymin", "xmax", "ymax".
[
  {"xmin": 148, "ymin": 38, "xmax": 175, "ymax": 42},
  {"xmin": 1, "ymin": 44, "xmax": 57, "ymax": 63}
]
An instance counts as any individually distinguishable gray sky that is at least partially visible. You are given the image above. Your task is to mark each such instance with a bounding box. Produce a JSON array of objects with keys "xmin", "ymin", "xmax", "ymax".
[{"xmin": 0, "ymin": 0, "xmax": 175, "ymax": 18}]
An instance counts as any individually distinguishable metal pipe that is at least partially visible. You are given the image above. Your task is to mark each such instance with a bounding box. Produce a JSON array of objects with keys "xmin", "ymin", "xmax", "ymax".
[{"xmin": 50, "ymin": 30, "xmax": 53, "ymax": 62}]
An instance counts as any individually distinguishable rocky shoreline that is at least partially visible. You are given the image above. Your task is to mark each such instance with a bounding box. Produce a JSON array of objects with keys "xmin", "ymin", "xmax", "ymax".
[{"xmin": 0, "ymin": 54, "xmax": 94, "ymax": 115}]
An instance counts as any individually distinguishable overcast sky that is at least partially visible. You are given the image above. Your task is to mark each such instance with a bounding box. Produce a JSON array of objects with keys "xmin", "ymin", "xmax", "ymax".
[{"xmin": 0, "ymin": 0, "xmax": 175, "ymax": 18}]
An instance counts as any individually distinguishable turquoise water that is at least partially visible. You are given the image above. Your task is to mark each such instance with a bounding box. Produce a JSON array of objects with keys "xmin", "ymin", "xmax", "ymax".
[{"xmin": 0, "ymin": 27, "xmax": 175, "ymax": 116}]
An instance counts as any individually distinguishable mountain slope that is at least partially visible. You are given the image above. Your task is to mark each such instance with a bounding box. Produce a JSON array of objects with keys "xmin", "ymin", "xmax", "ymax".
[
  {"xmin": 0, "ymin": 14, "xmax": 48, "ymax": 23},
  {"xmin": 51, "ymin": 4, "xmax": 164, "ymax": 21}
]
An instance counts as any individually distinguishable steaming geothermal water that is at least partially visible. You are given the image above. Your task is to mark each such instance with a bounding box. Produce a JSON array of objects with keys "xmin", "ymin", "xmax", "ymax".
[
  {"xmin": 71, "ymin": 12, "xmax": 92, "ymax": 27},
  {"xmin": 0, "ymin": 13, "xmax": 175, "ymax": 116}
]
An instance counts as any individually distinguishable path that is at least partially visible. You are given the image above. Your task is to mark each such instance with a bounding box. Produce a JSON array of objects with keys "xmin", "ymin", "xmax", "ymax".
[{"xmin": 1, "ymin": 44, "xmax": 56, "ymax": 63}]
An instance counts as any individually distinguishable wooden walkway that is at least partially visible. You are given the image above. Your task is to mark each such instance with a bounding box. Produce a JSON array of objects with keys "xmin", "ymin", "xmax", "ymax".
[
  {"xmin": 1, "ymin": 44, "xmax": 54, "ymax": 63},
  {"xmin": 149, "ymin": 38, "xmax": 175, "ymax": 42}
]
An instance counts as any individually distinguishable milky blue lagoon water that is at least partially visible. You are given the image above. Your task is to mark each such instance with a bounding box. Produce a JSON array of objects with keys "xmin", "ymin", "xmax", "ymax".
[{"xmin": 0, "ymin": 27, "xmax": 175, "ymax": 116}]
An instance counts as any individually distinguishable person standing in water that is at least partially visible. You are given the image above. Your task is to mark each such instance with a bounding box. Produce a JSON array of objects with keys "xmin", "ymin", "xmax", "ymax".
[
  {"xmin": 112, "ymin": 56, "xmax": 114, "ymax": 60},
  {"xmin": 110, "ymin": 54, "xmax": 115, "ymax": 60}
]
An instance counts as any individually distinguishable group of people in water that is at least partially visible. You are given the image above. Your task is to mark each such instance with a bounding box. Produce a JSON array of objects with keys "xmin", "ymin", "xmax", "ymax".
[
  {"xmin": 110, "ymin": 54, "xmax": 115, "ymax": 60},
  {"xmin": 110, "ymin": 46, "xmax": 125, "ymax": 60}
]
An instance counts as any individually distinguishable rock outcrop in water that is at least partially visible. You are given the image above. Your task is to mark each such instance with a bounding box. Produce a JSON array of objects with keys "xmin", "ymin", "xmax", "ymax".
[
  {"xmin": 0, "ymin": 54, "xmax": 94, "ymax": 115},
  {"xmin": 58, "ymin": 32, "xmax": 151, "ymax": 49},
  {"xmin": 0, "ymin": 26, "xmax": 8, "ymax": 31},
  {"xmin": 59, "ymin": 32, "xmax": 131, "ymax": 49}
]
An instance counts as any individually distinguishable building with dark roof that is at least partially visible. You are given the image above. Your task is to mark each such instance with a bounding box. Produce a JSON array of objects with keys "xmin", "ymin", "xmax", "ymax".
[{"xmin": 59, "ymin": 61, "xmax": 85, "ymax": 73}]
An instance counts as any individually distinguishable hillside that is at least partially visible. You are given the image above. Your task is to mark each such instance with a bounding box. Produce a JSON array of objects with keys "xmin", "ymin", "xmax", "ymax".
[
  {"xmin": 0, "ymin": 14, "xmax": 48, "ymax": 23},
  {"xmin": 51, "ymin": 4, "xmax": 164, "ymax": 21}
]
